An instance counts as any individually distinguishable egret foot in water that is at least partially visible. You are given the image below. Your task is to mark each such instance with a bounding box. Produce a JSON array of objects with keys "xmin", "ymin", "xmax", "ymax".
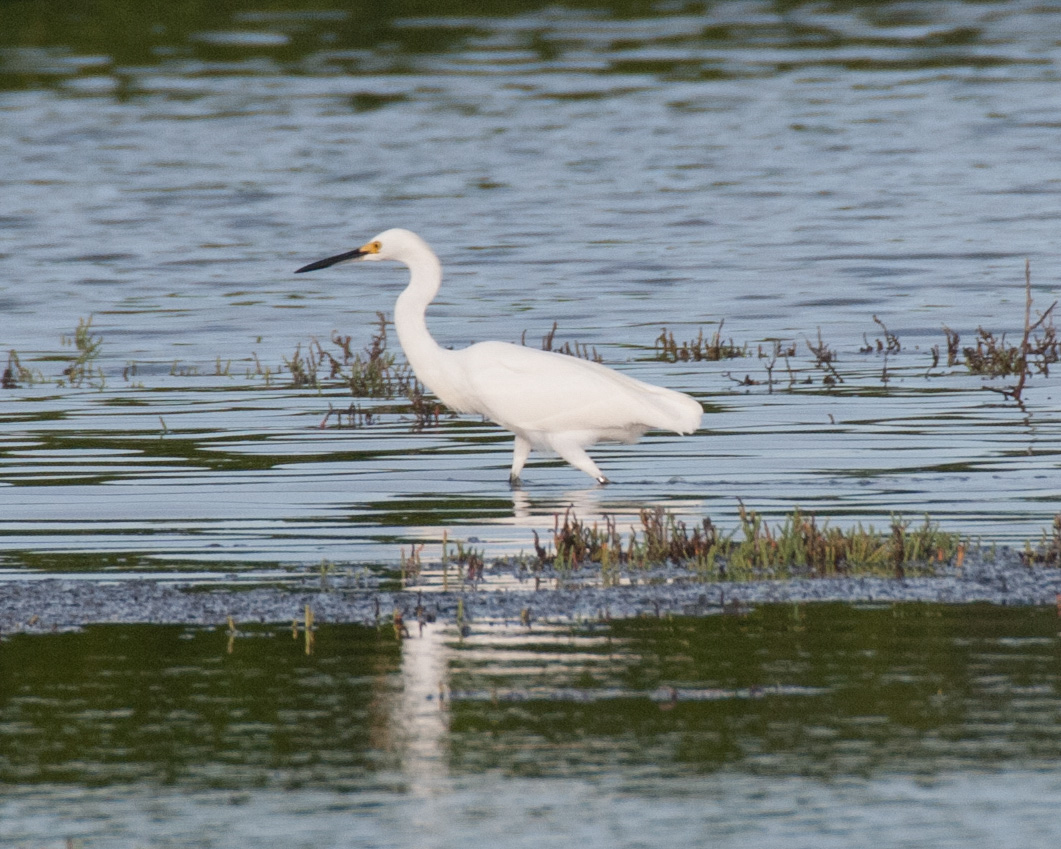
[{"xmin": 296, "ymin": 228, "xmax": 702, "ymax": 483}]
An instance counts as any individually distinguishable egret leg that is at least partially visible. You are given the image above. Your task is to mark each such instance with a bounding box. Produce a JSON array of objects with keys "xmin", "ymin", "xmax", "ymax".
[
  {"xmin": 509, "ymin": 435, "xmax": 531, "ymax": 487},
  {"xmin": 551, "ymin": 437, "xmax": 610, "ymax": 485}
]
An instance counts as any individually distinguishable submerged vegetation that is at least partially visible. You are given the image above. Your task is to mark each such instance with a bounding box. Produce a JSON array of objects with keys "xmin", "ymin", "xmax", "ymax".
[
  {"xmin": 655, "ymin": 262, "xmax": 1058, "ymax": 400},
  {"xmin": 2, "ymin": 350, "xmax": 38, "ymax": 389},
  {"xmin": 655, "ymin": 322, "xmax": 745, "ymax": 362},
  {"xmin": 60, "ymin": 314, "xmax": 104, "ymax": 388},
  {"xmin": 958, "ymin": 263, "xmax": 1058, "ymax": 401},
  {"xmin": 283, "ymin": 312, "xmax": 415, "ymax": 396},
  {"xmin": 523, "ymin": 320, "xmax": 603, "ymax": 363},
  {"xmin": 3, "ymin": 262, "xmax": 1057, "ymax": 410}
]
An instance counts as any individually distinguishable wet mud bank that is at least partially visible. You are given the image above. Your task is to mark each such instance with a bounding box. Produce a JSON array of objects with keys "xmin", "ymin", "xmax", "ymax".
[{"xmin": 2, "ymin": 549, "xmax": 1060, "ymax": 635}]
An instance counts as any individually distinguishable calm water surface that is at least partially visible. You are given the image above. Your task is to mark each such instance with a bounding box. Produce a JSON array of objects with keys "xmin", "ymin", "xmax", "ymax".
[
  {"xmin": 2, "ymin": 605, "xmax": 1061, "ymax": 848},
  {"xmin": 3, "ymin": 1, "xmax": 1061, "ymax": 844}
]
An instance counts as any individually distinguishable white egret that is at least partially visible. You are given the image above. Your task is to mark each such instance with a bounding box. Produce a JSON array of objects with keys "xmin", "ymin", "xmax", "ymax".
[{"xmin": 295, "ymin": 228, "xmax": 702, "ymax": 484}]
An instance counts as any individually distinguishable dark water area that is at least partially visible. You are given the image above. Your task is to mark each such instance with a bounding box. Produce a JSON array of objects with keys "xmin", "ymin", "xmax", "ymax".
[{"xmin": 2, "ymin": 604, "xmax": 1061, "ymax": 847}]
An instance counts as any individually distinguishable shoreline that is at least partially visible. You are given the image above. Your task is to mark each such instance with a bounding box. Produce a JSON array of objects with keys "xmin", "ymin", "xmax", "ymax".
[{"xmin": 2, "ymin": 548, "xmax": 1059, "ymax": 634}]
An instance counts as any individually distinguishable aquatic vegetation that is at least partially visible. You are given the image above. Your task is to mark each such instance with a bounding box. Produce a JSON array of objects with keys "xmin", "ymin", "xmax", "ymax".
[
  {"xmin": 860, "ymin": 315, "xmax": 901, "ymax": 355},
  {"xmin": 406, "ymin": 379, "xmax": 442, "ymax": 429},
  {"xmin": 170, "ymin": 360, "xmax": 202, "ymax": 377},
  {"xmin": 302, "ymin": 605, "xmax": 316, "ymax": 654},
  {"xmin": 225, "ymin": 615, "xmax": 239, "ymax": 654},
  {"xmin": 6, "ymin": 266, "xmax": 1059, "ymax": 412},
  {"xmin": 928, "ymin": 326, "xmax": 963, "ymax": 373},
  {"xmin": 523, "ymin": 321, "xmax": 602, "ymax": 363},
  {"xmin": 806, "ymin": 328, "xmax": 843, "ymax": 385},
  {"xmin": 283, "ymin": 340, "xmax": 320, "ymax": 389},
  {"xmin": 393, "ymin": 607, "xmax": 411, "ymax": 639},
  {"xmin": 336, "ymin": 313, "xmax": 416, "ymax": 397},
  {"xmin": 655, "ymin": 322, "xmax": 746, "ymax": 362},
  {"xmin": 651, "ymin": 264, "xmax": 1058, "ymax": 403},
  {"xmin": 438, "ymin": 531, "xmax": 485, "ymax": 592},
  {"xmin": 400, "ymin": 543, "xmax": 424, "ymax": 587},
  {"xmin": 2, "ymin": 350, "xmax": 40, "ymax": 388},
  {"xmin": 282, "ymin": 318, "xmax": 443, "ymax": 429},
  {"xmin": 60, "ymin": 315, "xmax": 104, "ymax": 388},
  {"xmin": 318, "ymin": 401, "xmax": 374, "ymax": 429},
  {"xmin": 860, "ymin": 315, "xmax": 900, "ymax": 384},
  {"xmin": 281, "ymin": 312, "xmax": 415, "ymax": 397},
  {"xmin": 943, "ymin": 325, "xmax": 962, "ymax": 365},
  {"xmin": 727, "ymin": 504, "xmax": 963, "ymax": 581},
  {"xmin": 455, "ymin": 539, "xmax": 485, "ymax": 584},
  {"xmin": 544, "ymin": 508, "xmax": 624, "ymax": 570},
  {"xmin": 961, "ymin": 328, "xmax": 1026, "ymax": 377},
  {"xmin": 751, "ymin": 339, "xmax": 799, "ymax": 393},
  {"xmin": 1022, "ymin": 513, "xmax": 1061, "ymax": 567},
  {"xmin": 635, "ymin": 506, "xmax": 722, "ymax": 566},
  {"xmin": 523, "ymin": 504, "xmax": 965, "ymax": 582},
  {"xmin": 953, "ymin": 263, "xmax": 1058, "ymax": 401}
]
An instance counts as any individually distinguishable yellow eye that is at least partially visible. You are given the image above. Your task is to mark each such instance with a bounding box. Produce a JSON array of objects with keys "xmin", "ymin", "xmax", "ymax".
[{"xmin": 369, "ymin": 241, "xmax": 382, "ymax": 253}]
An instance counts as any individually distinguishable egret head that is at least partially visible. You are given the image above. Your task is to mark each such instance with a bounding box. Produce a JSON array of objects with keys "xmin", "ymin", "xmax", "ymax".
[{"xmin": 295, "ymin": 228, "xmax": 430, "ymax": 273}]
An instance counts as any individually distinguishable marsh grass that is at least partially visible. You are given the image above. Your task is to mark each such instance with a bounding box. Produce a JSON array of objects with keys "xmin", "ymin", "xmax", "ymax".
[
  {"xmin": 860, "ymin": 315, "xmax": 900, "ymax": 385},
  {"xmin": 318, "ymin": 401, "xmax": 374, "ymax": 429},
  {"xmin": 283, "ymin": 312, "xmax": 415, "ymax": 397},
  {"xmin": 655, "ymin": 322, "xmax": 746, "ymax": 362},
  {"xmin": 860, "ymin": 315, "xmax": 901, "ymax": 356},
  {"xmin": 283, "ymin": 341, "xmax": 321, "ymax": 389},
  {"xmin": 524, "ymin": 504, "xmax": 965, "ymax": 582},
  {"xmin": 750, "ymin": 340, "xmax": 799, "ymax": 393},
  {"xmin": 806, "ymin": 328, "xmax": 843, "ymax": 386},
  {"xmin": 727, "ymin": 504, "xmax": 963, "ymax": 581},
  {"xmin": 400, "ymin": 543, "xmax": 424, "ymax": 587},
  {"xmin": 2, "ymin": 350, "xmax": 40, "ymax": 388},
  {"xmin": 7, "ymin": 262, "xmax": 1059, "ymax": 411},
  {"xmin": 962, "ymin": 328, "xmax": 1025, "ymax": 376},
  {"xmin": 522, "ymin": 321, "xmax": 602, "ymax": 363},
  {"xmin": 1022, "ymin": 513, "xmax": 1061, "ymax": 567},
  {"xmin": 943, "ymin": 325, "xmax": 961, "ymax": 365},
  {"xmin": 277, "ymin": 313, "xmax": 453, "ymax": 430},
  {"xmin": 958, "ymin": 264, "xmax": 1058, "ymax": 401},
  {"xmin": 648, "ymin": 264, "xmax": 1058, "ymax": 402},
  {"xmin": 337, "ymin": 313, "xmax": 416, "ymax": 397},
  {"xmin": 60, "ymin": 315, "xmax": 104, "ymax": 388},
  {"xmin": 406, "ymin": 379, "xmax": 443, "ymax": 429},
  {"xmin": 442, "ymin": 534, "xmax": 480, "ymax": 594}
]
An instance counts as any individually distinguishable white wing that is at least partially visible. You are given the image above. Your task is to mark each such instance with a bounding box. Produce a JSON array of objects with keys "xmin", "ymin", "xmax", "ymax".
[{"xmin": 448, "ymin": 341, "xmax": 701, "ymax": 440}]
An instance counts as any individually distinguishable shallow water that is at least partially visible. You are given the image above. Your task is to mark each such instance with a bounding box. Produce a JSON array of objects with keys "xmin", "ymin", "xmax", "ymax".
[
  {"xmin": 3, "ymin": 2, "xmax": 1061, "ymax": 843},
  {"xmin": 3, "ymin": 0, "xmax": 1061, "ymax": 574},
  {"xmin": 3, "ymin": 605, "xmax": 1061, "ymax": 848}
]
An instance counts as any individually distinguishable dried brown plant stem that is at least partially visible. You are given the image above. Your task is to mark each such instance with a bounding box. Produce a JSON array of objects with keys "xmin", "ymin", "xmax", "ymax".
[{"xmin": 1008, "ymin": 259, "xmax": 1056, "ymax": 402}]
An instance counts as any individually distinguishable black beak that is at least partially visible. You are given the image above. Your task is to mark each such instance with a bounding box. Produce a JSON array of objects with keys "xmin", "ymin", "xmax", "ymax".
[{"xmin": 295, "ymin": 247, "xmax": 368, "ymax": 274}]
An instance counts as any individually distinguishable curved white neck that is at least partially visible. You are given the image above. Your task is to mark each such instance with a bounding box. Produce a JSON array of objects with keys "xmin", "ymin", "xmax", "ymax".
[{"xmin": 392, "ymin": 247, "xmax": 461, "ymax": 406}]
